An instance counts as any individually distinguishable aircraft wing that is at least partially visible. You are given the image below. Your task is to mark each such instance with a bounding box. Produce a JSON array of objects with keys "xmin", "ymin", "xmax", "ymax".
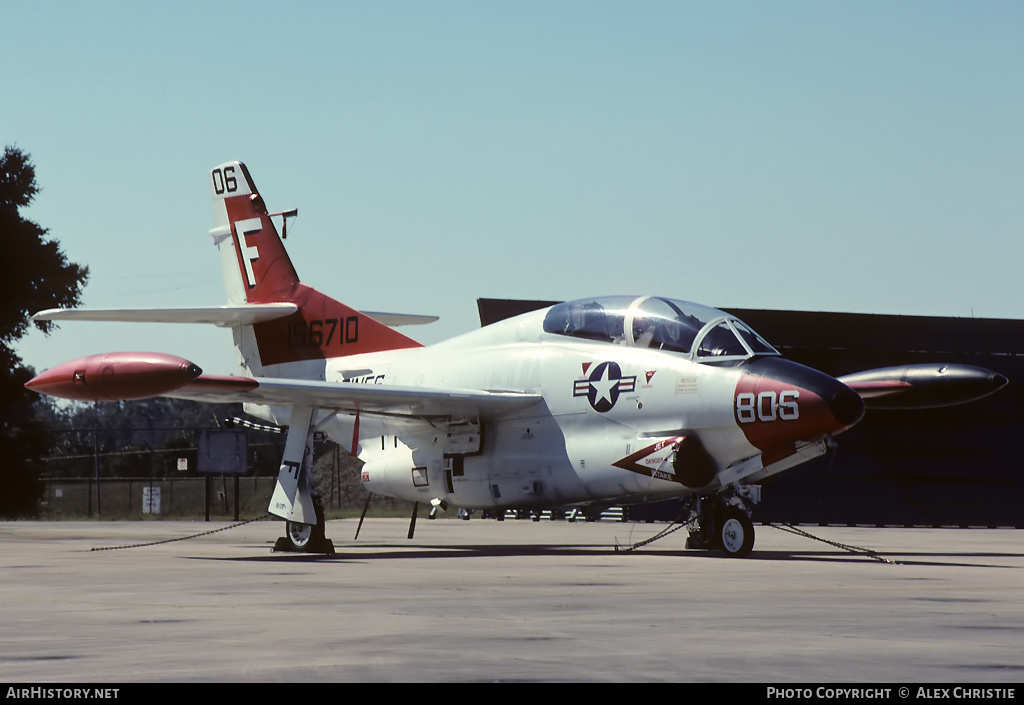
[
  {"xmin": 32, "ymin": 306, "xmax": 437, "ymax": 328},
  {"xmin": 23, "ymin": 351, "xmax": 539, "ymax": 418},
  {"xmin": 174, "ymin": 375, "xmax": 541, "ymax": 419}
]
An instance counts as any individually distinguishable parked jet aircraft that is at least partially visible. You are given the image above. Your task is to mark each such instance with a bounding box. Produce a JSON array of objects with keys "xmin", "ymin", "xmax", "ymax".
[{"xmin": 26, "ymin": 162, "xmax": 1007, "ymax": 557}]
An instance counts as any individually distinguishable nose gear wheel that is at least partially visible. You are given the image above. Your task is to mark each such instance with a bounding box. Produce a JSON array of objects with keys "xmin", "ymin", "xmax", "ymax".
[{"xmin": 717, "ymin": 506, "xmax": 754, "ymax": 558}]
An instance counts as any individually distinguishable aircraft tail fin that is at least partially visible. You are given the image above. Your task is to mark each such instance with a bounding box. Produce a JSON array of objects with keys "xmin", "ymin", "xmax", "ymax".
[{"xmin": 209, "ymin": 162, "xmax": 422, "ymax": 371}]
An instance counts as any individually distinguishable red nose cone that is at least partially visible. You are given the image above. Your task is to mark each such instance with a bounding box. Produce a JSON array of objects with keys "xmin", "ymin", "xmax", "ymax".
[
  {"xmin": 25, "ymin": 352, "xmax": 202, "ymax": 402},
  {"xmin": 734, "ymin": 358, "xmax": 864, "ymax": 461}
]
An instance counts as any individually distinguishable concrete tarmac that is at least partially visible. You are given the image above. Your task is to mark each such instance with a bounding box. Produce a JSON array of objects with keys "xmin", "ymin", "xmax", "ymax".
[{"xmin": 0, "ymin": 518, "xmax": 1022, "ymax": 683}]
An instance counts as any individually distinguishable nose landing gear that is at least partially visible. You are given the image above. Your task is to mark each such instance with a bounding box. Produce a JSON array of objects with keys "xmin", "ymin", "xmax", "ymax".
[{"xmin": 683, "ymin": 487, "xmax": 758, "ymax": 558}]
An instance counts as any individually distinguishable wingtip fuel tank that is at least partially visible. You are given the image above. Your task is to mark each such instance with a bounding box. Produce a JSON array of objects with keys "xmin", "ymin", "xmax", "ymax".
[
  {"xmin": 838, "ymin": 363, "xmax": 1008, "ymax": 410},
  {"xmin": 25, "ymin": 352, "xmax": 202, "ymax": 402}
]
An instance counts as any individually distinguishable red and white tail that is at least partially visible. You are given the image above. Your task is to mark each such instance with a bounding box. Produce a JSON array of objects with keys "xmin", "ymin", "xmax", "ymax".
[{"xmin": 209, "ymin": 161, "xmax": 421, "ymax": 372}]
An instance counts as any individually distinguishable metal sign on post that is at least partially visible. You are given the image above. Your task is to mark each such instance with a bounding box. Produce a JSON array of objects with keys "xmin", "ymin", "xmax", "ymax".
[
  {"xmin": 198, "ymin": 430, "xmax": 249, "ymax": 522},
  {"xmin": 197, "ymin": 430, "xmax": 248, "ymax": 475}
]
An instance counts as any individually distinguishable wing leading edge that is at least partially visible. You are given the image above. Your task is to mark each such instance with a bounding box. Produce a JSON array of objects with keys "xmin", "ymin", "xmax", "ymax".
[
  {"xmin": 26, "ymin": 352, "xmax": 540, "ymax": 418},
  {"xmin": 172, "ymin": 375, "xmax": 542, "ymax": 419}
]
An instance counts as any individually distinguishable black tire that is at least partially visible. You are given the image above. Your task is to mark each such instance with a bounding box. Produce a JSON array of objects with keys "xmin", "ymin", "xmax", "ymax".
[
  {"xmin": 717, "ymin": 507, "xmax": 754, "ymax": 558},
  {"xmin": 285, "ymin": 521, "xmax": 313, "ymax": 551}
]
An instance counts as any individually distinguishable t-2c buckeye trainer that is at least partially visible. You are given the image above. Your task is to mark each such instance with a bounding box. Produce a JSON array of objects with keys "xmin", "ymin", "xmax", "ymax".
[{"xmin": 27, "ymin": 162, "xmax": 1008, "ymax": 557}]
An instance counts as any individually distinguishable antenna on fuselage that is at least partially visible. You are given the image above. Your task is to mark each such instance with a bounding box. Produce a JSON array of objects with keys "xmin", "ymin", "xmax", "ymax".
[{"xmin": 269, "ymin": 208, "xmax": 299, "ymax": 239}]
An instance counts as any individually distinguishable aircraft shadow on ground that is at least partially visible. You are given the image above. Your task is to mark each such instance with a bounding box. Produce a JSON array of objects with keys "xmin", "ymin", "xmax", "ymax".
[{"xmin": 181, "ymin": 540, "xmax": 1024, "ymax": 569}]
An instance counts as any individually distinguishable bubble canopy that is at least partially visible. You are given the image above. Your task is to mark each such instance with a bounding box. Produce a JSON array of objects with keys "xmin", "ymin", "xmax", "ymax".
[{"xmin": 541, "ymin": 296, "xmax": 779, "ymax": 362}]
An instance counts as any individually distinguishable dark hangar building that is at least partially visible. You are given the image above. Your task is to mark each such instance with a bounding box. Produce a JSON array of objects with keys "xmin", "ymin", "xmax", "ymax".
[{"xmin": 478, "ymin": 299, "xmax": 1024, "ymax": 528}]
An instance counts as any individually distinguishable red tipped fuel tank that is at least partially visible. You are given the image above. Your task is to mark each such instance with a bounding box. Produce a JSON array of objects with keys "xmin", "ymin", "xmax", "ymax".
[{"xmin": 25, "ymin": 352, "xmax": 202, "ymax": 402}]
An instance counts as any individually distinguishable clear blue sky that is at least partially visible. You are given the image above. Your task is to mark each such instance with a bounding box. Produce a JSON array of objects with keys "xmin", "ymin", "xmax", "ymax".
[{"xmin": 7, "ymin": 1, "xmax": 1023, "ymax": 374}]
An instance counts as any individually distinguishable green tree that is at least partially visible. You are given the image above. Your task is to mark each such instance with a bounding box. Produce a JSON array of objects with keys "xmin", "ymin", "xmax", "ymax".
[{"xmin": 1, "ymin": 146, "xmax": 89, "ymax": 517}]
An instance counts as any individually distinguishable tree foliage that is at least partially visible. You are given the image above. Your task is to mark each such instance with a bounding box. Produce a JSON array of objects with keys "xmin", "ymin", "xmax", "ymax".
[
  {"xmin": 0, "ymin": 146, "xmax": 89, "ymax": 517},
  {"xmin": 1, "ymin": 146, "xmax": 89, "ymax": 351}
]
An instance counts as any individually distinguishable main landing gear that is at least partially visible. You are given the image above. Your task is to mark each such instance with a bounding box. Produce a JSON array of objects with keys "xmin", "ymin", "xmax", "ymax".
[
  {"xmin": 268, "ymin": 404, "xmax": 335, "ymax": 554},
  {"xmin": 682, "ymin": 487, "xmax": 758, "ymax": 558},
  {"xmin": 275, "ymin": 500, "xmax": 334, "ymax": 554}
]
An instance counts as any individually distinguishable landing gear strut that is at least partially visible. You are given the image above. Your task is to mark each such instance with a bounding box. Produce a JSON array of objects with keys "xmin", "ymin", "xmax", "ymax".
[{"xmin": 683, "ymin": 487, "xmax": 758, "ymax": 558}]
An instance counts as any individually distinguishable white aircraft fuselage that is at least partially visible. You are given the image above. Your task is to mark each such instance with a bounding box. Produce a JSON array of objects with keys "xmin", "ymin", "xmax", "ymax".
[{"xmin": 258, "ymin": 295, "xmax": 863, "ymax": 513}]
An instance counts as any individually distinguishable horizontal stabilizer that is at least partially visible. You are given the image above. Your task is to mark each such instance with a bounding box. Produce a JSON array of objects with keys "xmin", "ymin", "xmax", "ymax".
[
  {"xmin": 32, "ymin": 306, "xmax": 437, "ymax": 328},
  {"xmin": 363, "ymin": 312, "xmax": 439, "ymax": 327},
  {"xmin": 32, "ymin": 305, "xmax": 298, "ymax": 327}
]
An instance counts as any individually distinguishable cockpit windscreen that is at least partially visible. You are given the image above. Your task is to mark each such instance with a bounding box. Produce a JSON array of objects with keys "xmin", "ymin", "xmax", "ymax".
[{"xmin": 542, "ymin": 296, "xmax": 779, "ymax": 362}]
